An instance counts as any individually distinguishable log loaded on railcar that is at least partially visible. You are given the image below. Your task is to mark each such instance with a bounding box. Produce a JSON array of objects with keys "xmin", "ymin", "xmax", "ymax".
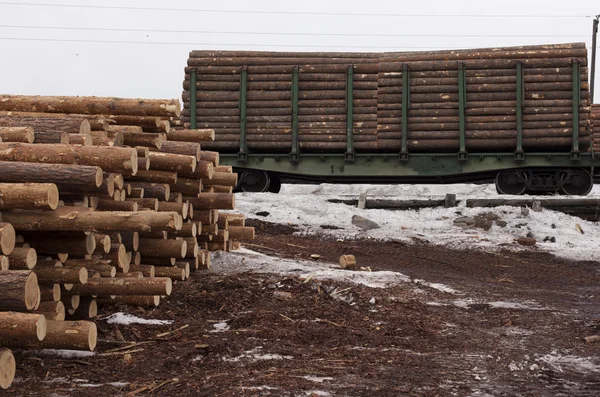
[{"xmin": 181, "ymin": 43, "xmax": 598, "ymax": 195}]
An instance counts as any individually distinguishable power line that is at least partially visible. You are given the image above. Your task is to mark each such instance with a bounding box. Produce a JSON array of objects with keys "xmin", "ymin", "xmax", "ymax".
[
  {"xmin": 0, "ymin": 37, "xmax": 476, "ymax": 49},
  {"xmin": 0, "ymin": 24, "xmax": 588, "ymax": 38},
  {"xmin": 0, "ymin": 1, "xmax": 591, "ymax": 18}
]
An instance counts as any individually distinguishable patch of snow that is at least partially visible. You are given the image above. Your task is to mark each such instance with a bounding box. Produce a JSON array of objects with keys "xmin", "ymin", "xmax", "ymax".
[
  {"xmin": 301, "ymin": 391, "xmax": 333, "ymax": 397},
  {"xmin": 107, "ymin": 382, "xmax": 129, "ymax": 387},
  {"xmin": 210, "ymin": 321, "xmax": 230, "ymax": 333},
  {"xmin": 538, "ymin": 353, "xmax": 600, "ymax": 374},
  {"xmin": 105, "ymin": 312, "xmax": 173, "ymax": 326},
  {"xmin": 38, "ymin": 350, "xmax": 96, "ymax": 358},
  {"xmin": 192, "ymin": 355, "xmax": 203, "ymax": 362},
  {"xmin": 452, "ymin": 299, "xmax": 550, "ymax": 311},
  {"xmin": 302, "ymin": 375, "xmax": 334, "ymax": 383},
  {"xmin": 212, "ymin": 248, "xmax": 410, "ymax": 288},
  {"xmin": 240, "ymin": 386, "xmax": 278, "ymax": 391},
  {"xmin": 413, "ymin": 279, "xmax": 460, "ymax": 294},
  {"xmin": 222, "ymin": 347, "xmax": 292, "ymax": 362},
  {"xmin": 78, "ymin": 384, "xmax": 103, "ymax": 388},
  {"xmin": 232, "ymin": 183, "xmax": 600, "ymax": 262}
]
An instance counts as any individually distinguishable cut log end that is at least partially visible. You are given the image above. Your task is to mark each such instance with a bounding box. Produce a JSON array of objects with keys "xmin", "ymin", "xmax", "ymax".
[
  {"xmin": 0, "ymin": 223, "xmax": 16, "ymax": 256},
  {"xmin": 0, "ymin": 348, "xmax": 15, "ymax": 389},
  {"xmin": 339, "ymin": 254, "xmax": 357, "ymax": 269}
]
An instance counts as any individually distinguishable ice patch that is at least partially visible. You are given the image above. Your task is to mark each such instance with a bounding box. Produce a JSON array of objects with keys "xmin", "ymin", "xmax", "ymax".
[
  {"xmin": 538, "ymin": 352, "xmax": 600, "ymax": 374},
  {"xmin": 105, "ymin": 312, "xmax": 173, "ymax": 326},
  {"xmin": 302, "ymin": 375, "xmax": 334, "ymax": 383},
  {"xmin": 413, "ymin": 279, "xmax": 460, "ymax": 294},
  {"xmin": 78, "ymin": 384, "xmax": 103, "ymax": 388},
  {"xmin": 210, "ymin": 321, "xmax": 230, "ymax": 333},
  {"xmin": 38, "ymin": 350, "xmax": 96, "ymax": 358},
  {"xmin": 212, "ymin": 248, "xmax": 411, "ymax": 288},
  {"xmin": 222, "ymin": 347, "xmax": 292, "ymax": 362}
]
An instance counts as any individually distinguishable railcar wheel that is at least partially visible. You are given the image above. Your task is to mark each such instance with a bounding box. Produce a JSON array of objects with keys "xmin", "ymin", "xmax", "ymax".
[
  {"xmin": 495, "ymin": 170, "xmax": 527, "ymax": 195},
  {"xmin": 267, "ymin": 174, "xmax": 281, "ymax": 193},
  {"xmin": 560, "ymin": 169, "xmax": 593, "ymax": 196},
  {"xmin": 238, "ymin": 170, "xmax": 270, "ymax": 192}
]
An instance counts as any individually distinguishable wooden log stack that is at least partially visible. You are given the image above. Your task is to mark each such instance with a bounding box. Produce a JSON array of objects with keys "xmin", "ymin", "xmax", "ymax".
[
  {"xmin": 181, "ymin": 43, "xmax": 591, "ymax": 153},
  {"xmin": 0, "ymin": 94, "xmax": 255, "ymax": 389},
  {"xmin": 592, "ymin": 104, "xmax": 600, "ymax": 152}
]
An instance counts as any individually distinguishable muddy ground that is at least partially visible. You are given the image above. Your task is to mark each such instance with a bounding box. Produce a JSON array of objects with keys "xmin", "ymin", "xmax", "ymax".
[{"xmin": 9, "ymin": 219, "xmax": 600, "ymax": 396}]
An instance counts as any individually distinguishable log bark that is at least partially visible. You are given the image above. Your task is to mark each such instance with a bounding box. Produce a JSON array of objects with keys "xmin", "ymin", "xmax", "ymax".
[
  {"xmin": 128, "ymin": 265, "xmax": 155, "ymax": 277},
  {"xmin": 33, "ymin": 266, "xmax": 88, "ymax": 285},
  {"xmin": 178, "ymin": 160, "xmax": 214, "ymax": 180},
  {"xmin": 0, "ymin": 126, "xmax": 34, "ymax": 143},
  {"xmin": 127, "ymin": 182, "xmax": 170, "ymax": 201},
  {"xmin": 0, "ymin": 347, "xmax": 15, "ymax": 389},
  {"xmin": 154, "ymin": 266, "xmax": 186, "ymax": 281},
  {"xmin": 7, "ymin": 247, "xmax": 36, "ymax": 270},
  {"xmin": 0, "ymin": 183, "xmax": 59, "ymax": 210},
  {"xmin": 203, "ymin": 172, "xmax": 238, "ymax": 187},
  {"xmin": 25, "ymin": 233, "xmax": 96, "ymax": 257},
  {"xmin": 65, "ymin": 298, "xmax": 97, "ymax": 320},
  {"xmin": 2, "ymin": 207, "xmax": 182, "ymax": 232},
  {"xmin": 129, "ymin": 187, "xmax": 144, "ymax": 198},
  {"xmin": 149, "ymin": 141, "xmax": 201, "ymax": 160},
  {"xmin": 0, "ymin": 270, "xmax": 39, "ymax": 311},
  {"xmin": 67, "ymin": 133, "xmax": 93, "ymax": 146},
  {"xmin": 119, "ymin": 231, "xmax": 139, "ymax": 252},
  {"xmin": 63, "ymin": 259, "xmax": 116, "ymax": 278},
  {"xmin": 33, "ymin": 300, "xmax": 65, "ymax": 321},
  {"xmin": 141, "ymin": 257, "xmax": 176, "ymax": 266},
  {"xmin": 0, "ymin": 95, "xmax": 181, "ymax": 117},
  {"xmin": 224, "ymin": 213, "xmax": 245, "ymax": 226},
  {"xmin": 0, "ymin": 312, "xmax": 46, "ymax": 347},
  {"xmin": 199, "ymin": 151, "xmax": 219, "ymax": 166},
  {"xmin": 171, "ymin": 178, "xmax": 202, "ymax": 196},
  {"xmin": 0, "ymin": 143, "xmax": 137, "ymax": 174},
  {"xmin": 167, "ymin": 129, "xmax": 215, "ymax": 143},
  {"xmin": 68, "ymin": 276, "xmax": 172, "ymax": 296},
  {"xmin": 126, "ymin": 169, "xmax": 178, "ymax": 184},
  {"xmin": 95, "ymin": 199, "xmax": 138, "ymax": 211},
  {"xmin": 227, "ymin": 226, "xmax": 255, "ymax": 240},
  {"xmin": 39, "ymin": 284, "xmax": 61, "ymax": 302},
  {"xmin": 169, "ymin": 222, "xmax": 197, "ymax": 238},
  {"xmin": 147, "ymin": 152, "xmax": 196, "ymax": 173},
  {"xmin": 30, "ymin": 320, "xmax": 97, "ymax": 351},
  {"xmin": 122, "ymin": 132, "xmax": 164, "ymax": 149},
  {"xmin": 104, "ymin": 295, "xmax": 161, "ymax": 307},
  {"xmin": 157, "ymin": 201, "xmax": 189, "ymax": 219},
  {"xmin": 186, "ymin": 193, "xmax": 235, "ymax": 210},
  {"xmin": 0, "ymin": 224, "xmax": 15, "ymax": 256},
  {"xmin": 103, "ymin": 115, "xmax": 161, "ymax": 128},
  {"xmin": 126, "ymin": 197, "xmax": 159, "ymax": 211},
  {"xmin": 138, "ymin": 238, "xmax": 187, "ymax": 258}
]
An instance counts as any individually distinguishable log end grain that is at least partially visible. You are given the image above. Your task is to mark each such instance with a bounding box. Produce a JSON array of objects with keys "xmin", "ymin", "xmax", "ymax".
[
  {"xmin": 0, "ymin": 348, "xmax": 15, "ymax": 389},
  {"xmin": 339, "ymin": 254, "xmax": 357, "ymax": 269}
]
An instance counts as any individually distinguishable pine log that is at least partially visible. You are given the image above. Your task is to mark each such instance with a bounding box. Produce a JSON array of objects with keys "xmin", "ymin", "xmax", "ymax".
[
  {"xmin": 128, "ymin": 265, "xmax": 155, "ymax": 277},
  {"xmin": 195, "ymin": 210, "xmax": 213, "ymax": 224},
  {"xmin": 0, "ymin": 257, "xmax": 6, "ymax": 271},
  {"xmin": 214, "ymin": 166, "xmax": 233, "ymax": 173},
  {"xmin": 138, "ymin": 238, "xmax": 187, "ymax": 258},
  {"xmin": 147, "ymin": 152, "xmax": 196, "ymax": 173},
  {"xmin": 34, "ymin": 300, "xmax": 65, "ymax": 321},
  {"xmin": 0, "ymin": 95, "xmax": 180, "ymax": 117},
  {"xmin": 203, "ymin": 172, "xmax": 238, "ymax": 188},
  {"xmin": 0, "ymin": 143, "xmax": 137, "ymax": 174},
  {"xmin": 135, "ymin": 146, "xmax": 150, "ymax": 158},
  {"xmin": 0, "ymin": 115, "xmax": 90, "ymax": 140},
  {"xmin": 178, "ymin": 160, "xmax": 214, "ymax": 179},
  {"xmin": 107, "ymin": 125, "xmax": 143, "ymax": 134},
  {"xmin": 96, "ymin": 199, "xmax": 138, "ymax": 212},
  {"xmin": 63, "ymin": 259, "xmax": 116, "ymax": 278},
  {"xmin": 137, "ymin": 157, "xmax": 150, "ymax": 171},
  {"xmin": 227, "ymin": 226, "xmax": 255, "ymax": 240},
  {"xmin": 129, "ymin": 187, "xmax": 144, "ymax": 198},
  {"xmin": 93, "ymin": 234, "xmax": 112, "ymax": 254},
  {"xmin": 67, "ymin": 276, "xmax": 172, "ymax": 296},
  {"xmin": 149, "ymin": 141, "xmax": 201, "ymax": 161},
  {"xmin": 0, "ymin": 312, "xmax": 46, "ymax": 347},
  {"xmin": 154, "ymin": 266, "xmax": 186, "ymax": 281},
  {"xmin": 186, "ymin": 193, "xmax": 235, "ymax": 210},
  {"xmin": 207, "ymin": 242, "xmax": 226, "ymax": 251},
  {"xmin": 34, "ymin": 266, "xmax": 88, "ymax": 285},
  {"xmin": 128, "ymin": 182, "xmax": 170, "ymax": 201},
  {"xmin": 139, "ymin": 230, "xmax": 167, "ymax": 239},
  {"xmin": 29, "ymin": 320, "xmax": 97, "ymax": 351},
  {"xmin": 199, "ymin": 151, "xmax": 219, "ymax": 166},
  {"xmin": 0, "ymin": 224, "xmax": 15, "ymax": 256},
  {"xmin": 225, "ymin": 213, "xmax": 245, "ymax": 226},
  {"xmin": 212, "ymin": 230, "xmax": 229, "ymax": 243},
  {"xmin": 169, "ymin": 222, "xmax": 197, "ymax": 238},
  {"xmin": 2, "ymin": 207, "xmax": 182, "ymax": 232},
  {"xmin": 104, "ymin": 115, "xmax": 161, "ymax": 128},
  {"xmin": 0, "ymin": 126, "xmax": 34, "ymax": 143},
  {"xmin": 168, "ymin": 192, "xmax": 184, "ymax": 203},
  {"xmin": 339, "ymin": 254, "xmax": 357, "ymax": 269},
  {"xmin": 171, "ymin": 178, "xmax": 202, "ymax": 196},
  {"xmin": 67, "ymin": 133, "xmax": 93, "ymax": 146},
  {"xmin": 7, "ymin": 247, "xmax": 36, "ymax": 270},
  {"xmin": 157, "ymin": 201, "xmax": 189, "ymax": 219},
  {"xmin": 166, "ymin": 129, "xmax": 214, "ymax": 144},
  {"xmin": 126, "ymin": 198, "xmax": 159, "ymax": 211},
  {"xmin": 0, "ymin": 347, "xmax": 15, "ymax": 389},
  {"xmin": 122, "ymin": 132, "xmax": 164, "ymax": 149},
  {"xmin": 39, "ymin": 284, "xmax": 61, "ymax": 302},
  {"xmin": 65, "ymin": 298, "xmax": 97, "ymax": 320},
  {"xmin": 202, "ymin": 223, "xmax": 218, "ymax": 235},
  {"xmin": 126, "ymin": 169, "xmax": 178, "ymax": 184},
  {"xmin": 25, "ymin": 233, "xmax": 96, "ymax": 256},
  {"xmin": 120, "ymin": 232, "xmax": 139, "ymax": 252},
  {"xmin": 0, "ymin": 270, "xmax": 39, "ymax": 311}
]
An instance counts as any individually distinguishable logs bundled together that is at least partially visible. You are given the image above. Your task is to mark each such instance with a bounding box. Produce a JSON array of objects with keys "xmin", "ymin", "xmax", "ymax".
[
  {"xmin": 0, "ymin": 94, "xmax": 255, "ymax": 389},
  {"xmin": 592, "ymin": 104, "xmax": 600, "ymax": 152},
  {"xmin": 182, "ymin": 43, "xmax": 591, "ymax": 153}
]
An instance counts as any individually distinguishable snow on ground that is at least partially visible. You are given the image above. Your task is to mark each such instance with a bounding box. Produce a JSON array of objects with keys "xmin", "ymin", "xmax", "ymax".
[
  {"xmin": 105, "ymin": 312, "xmax": 173, "ymax": 326},
  {"xmin": 222, "ymin": 347, "xmax": 293, "ymax": 362},
  {"xmin": 233, "ymin": 183, "xmax": 600, "ymax": 262}
]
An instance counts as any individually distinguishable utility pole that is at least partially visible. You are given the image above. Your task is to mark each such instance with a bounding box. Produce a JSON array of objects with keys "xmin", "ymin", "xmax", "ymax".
[{"xmin": 592, "ymin": 14, "xmax": 599, "ymax": 103}]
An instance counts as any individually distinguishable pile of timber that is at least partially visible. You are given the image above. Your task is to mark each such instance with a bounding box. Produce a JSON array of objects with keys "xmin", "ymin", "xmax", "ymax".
[
  {"xmin": 0, "ymin": 94, "xmax": 255, "ymax": 389},
  {"xmin": 181, "ymin": 43, "xmax": 591, "ymax": 153},
  {"xmin": 592, "ymin": 104, "xmax": 600, "ymax": 152}
]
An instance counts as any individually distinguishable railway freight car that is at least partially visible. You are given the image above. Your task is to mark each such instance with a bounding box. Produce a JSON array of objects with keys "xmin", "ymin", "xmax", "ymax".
[{"xmin": 181, "ymin": 43, "xmax": 595, "ymax": 195}]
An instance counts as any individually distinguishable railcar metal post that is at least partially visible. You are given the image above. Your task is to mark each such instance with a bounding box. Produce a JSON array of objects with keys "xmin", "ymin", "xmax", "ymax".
[
  {"xmin": 515, "ymin": 61, "xmax": 525, "ymax": 161},
  {"xmin": 290, "ymin": 66, "xmax": 300, "ymax": 162},
  {"xmin": 345, "ymin": 65, "xmax": 355, "ymax": 162},
  {"xmin": 190, "ymin": 68, "xmax": 197, "ymax": 130},
  {"xmin": 238, "ymin": 66, "xmax": 248, "ymax": 162},
  {"xmin": 571, "ymin": 60, "xmax": 581, "ymax": 160},
  {"xmin": 458, "ymin": 63, "xmax": 468, "ymax": 161},
  {"xmin": 400, "ymin": 64, "xmax": 410, "ymax": 162},
  {"xmin": 592, "ymin": 15, "xmax": 599, "ymax": 104}
]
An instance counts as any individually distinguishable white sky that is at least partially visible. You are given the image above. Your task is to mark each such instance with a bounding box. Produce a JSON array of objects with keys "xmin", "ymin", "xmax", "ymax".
[{"xmin": 0, "ymin": 0, "xmax": 598, "ymax": 101}]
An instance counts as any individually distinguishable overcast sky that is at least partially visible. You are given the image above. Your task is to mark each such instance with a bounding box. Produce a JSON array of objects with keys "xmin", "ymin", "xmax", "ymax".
[{"xmin": 0, "ymin": 0, "xmax": 598, "ymax": 101}]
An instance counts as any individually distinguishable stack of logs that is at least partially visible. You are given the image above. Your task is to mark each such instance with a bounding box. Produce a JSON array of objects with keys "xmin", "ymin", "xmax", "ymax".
[
  {"xmin": 0, "ymin": 94, "xmax": 255, "ymax": 389},
  {"xmin": 182, "ymin": 43, "xmax": 591, "ymax": 153},
  {"xmin": 593, "ymin": 104, "xmax": 600, "ymax": 152}
]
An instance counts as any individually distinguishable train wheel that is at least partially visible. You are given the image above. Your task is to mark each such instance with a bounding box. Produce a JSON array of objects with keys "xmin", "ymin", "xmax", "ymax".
[
  {"xmin": 267, "ymin": 174, "xmax": 281, "ymax": 193},
  {"xmin": 238, "ymin": 170, "xmax": 270, "ymax": 192},
  {"xmin": 560, "ymin": 169, "xmax": 593, "ymax": 196},
  {"xmin": 495, "ymin": 170, "xmax": 527, "ymax": 195}
]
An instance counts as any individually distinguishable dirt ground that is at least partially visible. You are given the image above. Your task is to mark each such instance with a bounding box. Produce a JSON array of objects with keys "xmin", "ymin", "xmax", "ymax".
[{"xmin": 9, "ymin": 219, "xmax": 600, "ymax": 396}]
